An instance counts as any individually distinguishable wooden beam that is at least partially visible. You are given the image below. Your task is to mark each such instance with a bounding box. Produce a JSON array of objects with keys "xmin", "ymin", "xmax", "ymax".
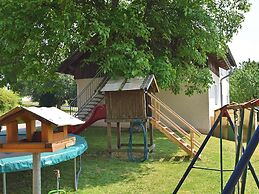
[
  {"xmin": 107, "ymin": 122, "xmax": 112, "ymax": 153},
  {"xmin": 0, "ymin": 142, "xmax": 52, "ymax": 153},
  {"xmin": 116, "ymin": 122, "xmax": 121, "ymax": 149},
  {"xmin": 26, "ymin": 120, "xmax": 36, "ymax": 141},
  {"xmin": 63, "ymin": 126, "xmax": 68, "ymax": 137},
  {"xmin": 41, "ymin": 122, "xmax": 53, "ymax": 143},
  {"xmin": 6, "ymin": 120, "xmax": 18, "ymax": 143},
  {"xmin": 149, "ymin": 120, "xmax": 154, "ymax": 147}
]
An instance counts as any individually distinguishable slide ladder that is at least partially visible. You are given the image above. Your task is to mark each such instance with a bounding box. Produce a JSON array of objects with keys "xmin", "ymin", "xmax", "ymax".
[
  {"xmin": 69, "ymin": 70, "xmax": 109, "ymax": 121},
  {"xmin": 148, "ymin": 93, "xmax": 201, "ymax": 158},
  {"xmin": 68, "ymin": 70, "xmax": 109, "ymax": 133}
]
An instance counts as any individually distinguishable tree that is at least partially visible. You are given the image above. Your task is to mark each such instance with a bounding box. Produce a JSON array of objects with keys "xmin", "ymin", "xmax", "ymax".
[
  {"xmin": 0, "ymin": 88, "xmax": 20, "ymax": 112},
  {"xmin": 14, "ymin": 74, "xmax": 77, "ymax": 107},
  {"xmin": 0, "ymin": 0, "xmax": 250, "ymax": 95},
  {"xmin": 230, "ymin": 60, "xmax": 259, "ymax": 103}
]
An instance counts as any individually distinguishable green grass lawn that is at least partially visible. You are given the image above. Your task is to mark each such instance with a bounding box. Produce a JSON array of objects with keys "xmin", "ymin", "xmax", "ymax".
[{"xmin": 0, "ymin": 126, "xmax": 258, "ymax": 194}]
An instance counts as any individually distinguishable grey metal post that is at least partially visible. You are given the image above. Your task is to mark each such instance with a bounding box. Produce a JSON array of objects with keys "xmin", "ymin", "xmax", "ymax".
[
  {"xmin": 3, "ymin": 173, "xmax": 6, "ymax": 194},
  {"xmin": 74, "ymin": 157, "xmax": 77, "ymax": 191},
  {"xmin": 33, "ymin": 153, "xmax": 41, "ymax": 194}
]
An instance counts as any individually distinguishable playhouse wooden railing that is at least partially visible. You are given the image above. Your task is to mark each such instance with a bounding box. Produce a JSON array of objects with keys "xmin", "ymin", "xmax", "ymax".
[
  {"xmin": 69, "ymin": 70, "xmax": 109, "ymax": 116},
  {"xmin": 147, "ymin": 93, "xmax": 201, "ymax": 156}
]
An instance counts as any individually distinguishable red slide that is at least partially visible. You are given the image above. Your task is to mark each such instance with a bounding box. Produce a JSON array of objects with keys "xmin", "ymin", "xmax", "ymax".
[{"xmin": 68, "ymin": 104, "xmax": 106, "ymax": 134}]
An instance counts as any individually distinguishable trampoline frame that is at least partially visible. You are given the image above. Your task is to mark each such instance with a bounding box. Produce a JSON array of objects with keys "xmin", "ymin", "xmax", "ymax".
[{"xmin": 2, "ymin": 155, "xmax": 82, "ymax": 194}]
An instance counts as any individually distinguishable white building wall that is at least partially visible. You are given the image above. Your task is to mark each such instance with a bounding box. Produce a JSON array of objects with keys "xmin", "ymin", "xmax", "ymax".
[
  {"xmin": 156, "ymin": 91, "xmax": 210, "ymax": 133},
  {"xmin": 208, "ymin": 68, "xmax": 230, "ymax": 118}
]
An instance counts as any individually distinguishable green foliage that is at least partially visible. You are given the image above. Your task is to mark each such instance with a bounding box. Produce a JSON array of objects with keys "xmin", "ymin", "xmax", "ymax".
[
  {"xmin": 230, "ymin": 60, "xmax": 259, "ymax": 103},
  {"xmin": 14, "ymin": 74, "xmax": 77, "ymax": 107},
  {"xmin": 0, "ymin": 88, "xmax": 20, "ymax": 112},
  {"xmin": 0, "ymin": 0, "xmax": 250, "ymax": 95}
]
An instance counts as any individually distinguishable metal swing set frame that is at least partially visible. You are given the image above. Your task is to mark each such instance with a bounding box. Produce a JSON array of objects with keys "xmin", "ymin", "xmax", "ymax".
[{"xmin": 173, "ymin": 99, "xmax": 259, "ymax": 194}]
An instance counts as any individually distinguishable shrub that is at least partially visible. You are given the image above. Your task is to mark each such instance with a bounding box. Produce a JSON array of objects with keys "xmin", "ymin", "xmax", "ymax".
[{"xmin": 0, "ymin": 88, "xmax": 20, "ymax": 112}]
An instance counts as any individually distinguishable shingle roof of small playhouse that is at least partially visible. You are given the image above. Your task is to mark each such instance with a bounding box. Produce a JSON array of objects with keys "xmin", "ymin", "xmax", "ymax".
[
  {"xmin": 0, "ymin": 107, "xmax": 84, "ymax": 127},
  {"xmin": 101, "ymin": 74, "xmax": 159, "ymax": 92}
]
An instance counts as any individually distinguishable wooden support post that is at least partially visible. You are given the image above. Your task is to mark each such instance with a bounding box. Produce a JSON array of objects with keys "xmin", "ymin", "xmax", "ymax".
[
  {"xmin": 26, "ymin": 120, "xmax": 36, "ymax": 141},
  {"xmin": 107, "ymin": 122, "xmax": 112, "ymax": 153},
  {"xmin": 116, "ymin": 122, "xmax": 121, "ymax": 149},
  {"xmin": 41, "ymin": 122, "xmax": 53, "ymax": 143},
  {"xmin": 190, "ymin": 131, "xmax": 194, "ymax": 158},
  {"xmin": 63, "ymin": 126, "xmax": 68, "ymax": 137},
  {"xmin": 33, "ymin": 153, "xmax": 41, "ymax": 194},
  {"xmin": 6, "ymin": 120, "xmax": 18, "ymax": 143},
  {"xmin": 149, "ymin": 121, "xmax": 154, "ymax": 146}
]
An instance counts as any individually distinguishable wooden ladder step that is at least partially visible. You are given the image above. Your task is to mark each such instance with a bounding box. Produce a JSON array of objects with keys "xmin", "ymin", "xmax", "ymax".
[{"xmin": 150, "ymin": 117, "xmax": 201, "ymax": 159}]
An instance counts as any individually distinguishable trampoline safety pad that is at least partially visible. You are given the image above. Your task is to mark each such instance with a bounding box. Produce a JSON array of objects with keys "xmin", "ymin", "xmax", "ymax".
[{"xmin": 0, "ymin": 134, "xmax": 88, "ymax": 173}]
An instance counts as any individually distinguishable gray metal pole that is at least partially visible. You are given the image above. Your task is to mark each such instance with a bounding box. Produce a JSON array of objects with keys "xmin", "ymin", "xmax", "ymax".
[
  {"xmin": 3, "ymin": 173, "xmax": 6, "ymax": 194},
  {"xmin": 33, "ymin": 153, "xmax": 41, "ymax": 194},
  {"xmin": 74, "ymin": 157, "xmax": 77, "ymax": 191}
]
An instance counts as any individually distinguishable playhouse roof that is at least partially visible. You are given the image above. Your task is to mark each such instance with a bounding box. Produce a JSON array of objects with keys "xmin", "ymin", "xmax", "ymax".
[
  {"xmin": 0, "ymin": 107, "xmax": 84, "ymax": 127},
  {"xmin": 101, "ymin": 75, "xmax": 159, "ymax": 93}
]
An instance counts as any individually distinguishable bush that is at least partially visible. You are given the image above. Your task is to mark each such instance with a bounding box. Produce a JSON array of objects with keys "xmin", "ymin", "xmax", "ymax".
[{"xmin": 0, "ymin": 88, "xmax": 20, "ymax": 112}]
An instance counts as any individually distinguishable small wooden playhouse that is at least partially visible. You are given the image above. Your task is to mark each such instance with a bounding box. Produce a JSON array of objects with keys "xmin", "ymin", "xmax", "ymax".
[
  {"xmin": 101, "ymin": 75, "xmax": 201, "ymax": 157},
  {"xmin": 101, "ymin": 75, "xmax": 159, "ymax": 152}
]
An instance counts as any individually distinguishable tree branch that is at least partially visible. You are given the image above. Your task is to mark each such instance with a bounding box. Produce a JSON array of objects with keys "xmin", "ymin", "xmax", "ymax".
[{"xmin": 112, "ymin": 0, "xmax": 119, "ymax": 8}]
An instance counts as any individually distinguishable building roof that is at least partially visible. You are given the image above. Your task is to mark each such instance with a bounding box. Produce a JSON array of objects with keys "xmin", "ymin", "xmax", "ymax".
[
  {"xmin": 101, "ymin": 75, "xmax": 159, "ymax": 93},
  {"xmin": 208, "ymin": 47, "xmax": 237, "ymax": 70},
  {"xmin": 0, "ymin": 107, "xmax": 84, "ymax": 127},
  {"xmin": 58, "ymin": 48, "xmax": 236, "ymax": 79}
]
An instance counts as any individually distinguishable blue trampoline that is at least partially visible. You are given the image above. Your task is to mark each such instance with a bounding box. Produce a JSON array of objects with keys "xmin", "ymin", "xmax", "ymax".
[{"xmin": 0, "ymin": 131, "xmax": 88, "ymax": 194}]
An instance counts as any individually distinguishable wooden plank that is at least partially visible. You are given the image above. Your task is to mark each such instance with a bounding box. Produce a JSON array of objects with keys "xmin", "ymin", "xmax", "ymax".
[
  {"xmin": 116, "ymin": 122, "xmax": 121, "ymax": 149},
  {"xmin": 2, "ymin": 142, "xmax": 46, "ymax": 149},
  {"xmin": 26, "ymin": 120, "xmax": 36, "ymax": 141},
  {"xmin": 0, "ymin": 109, "xmax": 25, "ymax": 125},
  {"xmin": 107, "ymin": 122, "xmax": 112, "ymax": 153},
  {"xmin": 0, "ymin": 142, "xmax": 52, "ymax": 152},
  {"xmin": 106, "ymin": 90, "xmax": 146, "ymax": 121},
  {"xmin": 52, "ymin": 132, "xmax": 65, "ymax": 142},
  {"xmin": 106, "ymin": 118, "xmax": 146, "ymax": 122},
  {"xmin": 0, "ymin": 148, "xmax": 52, "ymax": 153},
  {"xmin": 6, "ymin": 120, "xmax": 18, "ymax": 143},
  {"xmin": 152, "ymin": 119, "xmax": 200, "ymax": 158},
  {"xmin": 51, "ymin": 137, "xmax": 76, "ymax": 151},
  {"xmin": 149, "ymin": 121, "xmax": 154, "ymax": 146},
  {"xmin": 150, "ymin": 113, "xmax": 201, "ymax": 148}
]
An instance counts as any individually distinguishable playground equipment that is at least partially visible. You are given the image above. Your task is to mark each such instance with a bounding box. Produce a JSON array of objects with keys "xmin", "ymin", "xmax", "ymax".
[
  {"xmin": 68, "ymin": 104, "xmax": 106, "ymax": 134},
  {"xmin": 173, "ymin": 99, "xmax": 259, "ymax": 193},
  {"xmin": 69, "ymin": 75, "xmax": 201, "ymax": 160},
  {"xmin": 101, "ymin": 75, "xmax": 159, "ymax": 154},
  {"xmin": 127, "ymin": 119, "xmax": 149, "ymax": 162},
  {"xmin": 0, "ymin": 107, "xmax": 87, "ymax": 194}
]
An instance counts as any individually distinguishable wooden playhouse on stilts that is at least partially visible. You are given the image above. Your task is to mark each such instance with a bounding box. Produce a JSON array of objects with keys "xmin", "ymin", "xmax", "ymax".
[{"xmin": 101, "ymin": 75, "xmax": 201, "ymax": 159}]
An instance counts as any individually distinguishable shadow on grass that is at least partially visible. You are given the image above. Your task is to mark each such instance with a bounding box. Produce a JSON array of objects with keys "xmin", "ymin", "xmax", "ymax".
[
  {"xmin": 74, "ymin": 126, "xmax": 191, "ymax": 189},
  {"xmin": 0, "ymin": 126, "xmax": 192, "ymax": 193}
]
